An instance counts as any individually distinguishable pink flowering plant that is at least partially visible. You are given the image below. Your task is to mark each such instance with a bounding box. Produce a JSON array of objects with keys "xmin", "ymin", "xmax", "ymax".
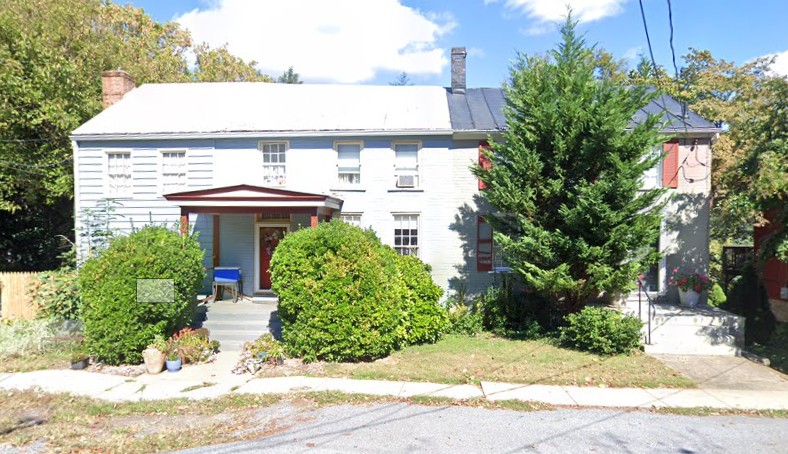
[{"xmin": 668, "ymin": 268, "xmax": 713, "ymax": 292}]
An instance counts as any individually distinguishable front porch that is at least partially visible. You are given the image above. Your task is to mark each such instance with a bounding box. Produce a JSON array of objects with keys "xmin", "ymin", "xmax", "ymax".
[{"xmin": 165, "ymin": 184, "xmax": 343, "ymax": 296}]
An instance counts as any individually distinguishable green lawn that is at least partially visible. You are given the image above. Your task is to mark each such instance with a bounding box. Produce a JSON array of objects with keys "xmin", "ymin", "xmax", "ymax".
[
  {"xmin": 0, "ymin": 350, "xmax": 72, "ymax": 373},
  {"xmin": 751, "ymin": 323, "xmax": 788, "ymax": 375},
  {"xmin": 319, "ymin": 334, "xmax": 694, "ymax": 388}
]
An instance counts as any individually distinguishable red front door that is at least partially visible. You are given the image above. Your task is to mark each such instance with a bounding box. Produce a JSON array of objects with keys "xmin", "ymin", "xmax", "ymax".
[{"xmin": 259, "ymin": 226, "xmax": 286, "ymax": 290}]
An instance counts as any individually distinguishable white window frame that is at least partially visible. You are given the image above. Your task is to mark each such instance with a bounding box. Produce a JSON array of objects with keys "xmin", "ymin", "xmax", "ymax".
[
  {"xmin": 334, "ymin": 140, "xmax": 363, "ymax": 186},
  {"xmin": 392, "ymin": 141, "xmax": 421, "ymax": 188},
  {"xmin": 160, "ymin": 150, "xmax": 187, "ymax": 195},
  {"xmin": 339, "ymin": 213, "xmax": 363, "ymax": 228},
  {"xmin": 258, "ymin": 141, "xmax": 288, "ymax": 186},
  {"xmin": 393, "ymin": 213, "xmax": 420, "ymax": 256},
  {"xmin": 105, "ymin": 151, "xmax": 132, "ymax": 198}
]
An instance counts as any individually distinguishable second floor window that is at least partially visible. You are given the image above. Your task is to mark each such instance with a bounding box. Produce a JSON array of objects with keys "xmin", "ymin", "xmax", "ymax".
[
  {"xmin": 394, "ymin": 142, "xmax": 419, "ymax": 188},
  {"xmin": 107, "ymin": 152, "xmax": 131, "ymax": 196},
  {"xmin": 259, "ymin": 142, "xmax": 287, "ymax": 186},
  {"xmin": 337, "ymin": 142, "xmax": 361, "ymax": 185},
  {"xmin": 162, "ymin": 151, "xmax": 186, "ymax": 194}
]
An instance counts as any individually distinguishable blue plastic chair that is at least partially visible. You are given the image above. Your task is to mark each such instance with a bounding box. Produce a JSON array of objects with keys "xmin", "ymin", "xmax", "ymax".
[{"xmin": 213, "ymin": 267, "xmax": 242, "ymax": 302}]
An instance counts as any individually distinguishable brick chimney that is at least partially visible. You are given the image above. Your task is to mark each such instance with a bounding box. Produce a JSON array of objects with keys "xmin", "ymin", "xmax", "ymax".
[
  {"xmin": 101, "ymin": 70, "xmax": 136, "ymax": 109},
  {"xmin": 450, "ymin": 47, "xmax": 467, "ymax": 94}
]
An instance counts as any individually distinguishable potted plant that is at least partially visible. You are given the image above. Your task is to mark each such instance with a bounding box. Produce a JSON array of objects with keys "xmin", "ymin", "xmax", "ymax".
[
  {"xmin": 142, "ymin": 334, "xmax": 167, "ymax": 374},
  {"xmin": 69, "ymin": 347, "xmax": 89, "ymax": 370},
  {"xmin": 668, "ymin": 269, "xmax": 713, "ymax": 308},
  {"xmin": 165, "ymin": 347, "xmax": 182, "ymax": 372}
]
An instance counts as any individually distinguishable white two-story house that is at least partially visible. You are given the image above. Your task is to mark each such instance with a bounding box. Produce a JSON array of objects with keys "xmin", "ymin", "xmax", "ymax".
[{"xmin": 71, "ymin": 48, "xmax": 719, "ymax": 300}]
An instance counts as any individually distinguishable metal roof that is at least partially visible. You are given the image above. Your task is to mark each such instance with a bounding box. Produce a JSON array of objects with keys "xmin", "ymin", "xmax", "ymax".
[
  {"xmin": 73, "ymin": 83, "xmax": 453, "ymax": 138},
  {"xmin": 72, "ymin": 82, "xmax": 718, "ymax": 139},
  {"xmin": 447, "ymin": 87, "xmax": 719, "ymax": 134}
]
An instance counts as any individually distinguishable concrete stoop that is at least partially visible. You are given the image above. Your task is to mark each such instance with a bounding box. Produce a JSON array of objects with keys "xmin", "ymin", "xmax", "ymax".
[
  {"xmin": 193, "ymin": 300, "xmax": 280, "ymax": 352},
  {"xmin": 621, "ymin": 298, "xmax": 744, "ymax": 356}
]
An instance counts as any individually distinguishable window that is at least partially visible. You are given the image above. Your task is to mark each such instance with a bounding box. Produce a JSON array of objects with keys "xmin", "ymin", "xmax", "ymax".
[
  {"xmin": 393, "ymin": 214, "xmax": 419, "ymax": 256},
  {"xmin": 662, "ymin": 139, "xmax": 679, "ymax": 188},
  {"xmin": 477, "ymin": 217, "xmax": 493, "ymax": 272},
  {"xmin": 478, "ymin": 141, "xmax": 492, "ymax": 190},
  {"xmin": 161, "ymin": 151, "xmax": 186, "ymax": 194},
  {"xmin": 340, "ymin": 213, "xmax": 362, "ymax": 227},
  {"xmin": 259, "ymin": 142, "xmax": 287, "ymax": 186},
  {"xmin": 394, "ymin": 142, "xmax": 419, "ymax": 188},
  {"xmin": 107, "ymin": 152, "xmax": 131, "ymax": 196},
  {"xmin": 336, "ymin": 142, "xmax": 361, "ymax": 185}
]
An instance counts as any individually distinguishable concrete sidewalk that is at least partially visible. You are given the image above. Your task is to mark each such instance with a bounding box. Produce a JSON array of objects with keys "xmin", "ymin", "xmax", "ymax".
[{"xmin": 1, "ymin": 354, "xmax": 787, "ymax": 411}]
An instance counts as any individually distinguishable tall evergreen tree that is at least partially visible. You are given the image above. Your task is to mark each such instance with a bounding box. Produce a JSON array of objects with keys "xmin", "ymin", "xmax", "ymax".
[{"xmin": 475, "ymin": 17, "xmax": 667, "ymax": 313}]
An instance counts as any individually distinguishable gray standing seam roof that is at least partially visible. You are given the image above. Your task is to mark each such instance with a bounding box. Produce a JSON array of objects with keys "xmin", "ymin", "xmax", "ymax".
[{"xmin": 447, "ymin": 87, "xmax": 719, "ymax": 134}]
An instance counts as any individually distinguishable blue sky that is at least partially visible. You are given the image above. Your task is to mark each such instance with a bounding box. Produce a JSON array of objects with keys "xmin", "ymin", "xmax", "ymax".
[{"xmin": 128, "ymin": 0, "xmax": 788, "ymax": 87}]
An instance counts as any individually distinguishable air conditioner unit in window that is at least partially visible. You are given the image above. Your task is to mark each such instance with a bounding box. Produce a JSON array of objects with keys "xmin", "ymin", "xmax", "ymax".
[{"xmin": 397, "ymin": 175, "xmax": 416, "ymax": 188}]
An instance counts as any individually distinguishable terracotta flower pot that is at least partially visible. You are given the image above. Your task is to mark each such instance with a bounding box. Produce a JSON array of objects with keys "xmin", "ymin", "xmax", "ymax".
[{"xmin": 142, "ymin": 348, "xmax": 166, "ymax": 374}]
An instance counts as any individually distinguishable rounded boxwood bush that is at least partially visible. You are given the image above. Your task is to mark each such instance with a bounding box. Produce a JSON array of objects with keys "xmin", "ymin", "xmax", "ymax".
[
  {"xmin": 79, "ymin": 226, "xmax": 204, "ymax": 365},
  {"xmin": 560, "ymin": 306, "xmax": 643, "ymax": 355},
  {"xmin": 270, "ymin": 221, "xmax": 445, "ymax": 362},
  {"xmin": 395, "ymin": 254, "xmax": 449, "ymax": 345}
]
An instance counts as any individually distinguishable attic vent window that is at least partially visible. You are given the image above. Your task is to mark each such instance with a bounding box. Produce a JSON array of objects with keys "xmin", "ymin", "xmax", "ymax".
[{"xmin": 259, "ymin": 141, "xmax": 287, "ymax": 186}]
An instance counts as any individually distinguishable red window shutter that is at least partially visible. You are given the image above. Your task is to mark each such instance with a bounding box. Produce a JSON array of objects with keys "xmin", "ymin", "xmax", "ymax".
[
  {"xmin": 662, "ymin": 140, "xmax": 679, "ymax": 188},
  {"xmin": 478, "ymin": 141, "xmax": 492, "ymax": 190},
  {"xmin": 477, "ymin": 216, "xmax": 493, "ymax": 272}
]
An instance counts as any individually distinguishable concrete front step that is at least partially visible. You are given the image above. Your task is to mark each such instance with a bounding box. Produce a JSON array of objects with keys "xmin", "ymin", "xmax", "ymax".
[
  {"xmin": 619, "ymin": 301, "xmax": 745, "ymax": 356},
  {"xmin": 202, "ymin": 321, "xmax": 272, "ymax": 332}
]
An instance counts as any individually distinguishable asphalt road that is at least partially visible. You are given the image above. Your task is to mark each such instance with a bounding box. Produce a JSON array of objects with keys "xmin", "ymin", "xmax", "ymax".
[{"xmin": 176, "ymin": 402, "xmax": 788, "ymax": 453}]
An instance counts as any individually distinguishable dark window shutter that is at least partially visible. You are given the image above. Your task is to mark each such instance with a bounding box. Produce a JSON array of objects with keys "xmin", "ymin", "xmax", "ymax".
[
  {"xmin": 662, "ymin": 140, "xmax": 679, "ymax": 188},
  {"xmin": 477, "ymin": 216, "xmax": 493, "ymax": 272},
  {"xmin": 479, "ymin": 141, "xmax": 492, "ymax": 190}
]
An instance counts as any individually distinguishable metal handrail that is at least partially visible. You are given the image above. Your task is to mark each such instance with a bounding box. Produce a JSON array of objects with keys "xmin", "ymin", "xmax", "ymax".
[{"xmin": 637, "ymin": 278, "xmax": 656, "ymax": 345}]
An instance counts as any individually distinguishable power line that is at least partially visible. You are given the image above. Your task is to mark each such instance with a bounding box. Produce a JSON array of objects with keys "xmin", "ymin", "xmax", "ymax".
[{"xmin": 666, "ymin": 0, "xmax": 680, "ymax": 79}]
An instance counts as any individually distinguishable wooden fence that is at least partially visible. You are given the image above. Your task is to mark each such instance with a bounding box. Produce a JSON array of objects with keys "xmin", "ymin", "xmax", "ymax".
[{"xmin": 0, "ymin": 272, "xmax": 38, "ymax": 320}]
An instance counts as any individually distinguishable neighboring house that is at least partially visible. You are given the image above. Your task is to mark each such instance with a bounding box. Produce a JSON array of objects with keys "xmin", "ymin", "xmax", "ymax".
[
  {"xmin": 754, "ymin": 211, "xmax": 788, "ymax": 321},
  {"xmin": 71, "ymin": 49, "xmax": 719, "ymax": 300}
]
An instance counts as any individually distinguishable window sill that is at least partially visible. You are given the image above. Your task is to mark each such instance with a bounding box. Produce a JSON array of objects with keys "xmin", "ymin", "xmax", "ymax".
[
  {"xmin": 388, "ymin": 188, "xmax": 424, "ymax": 193},
  {"xmin": 330, "ymin": 187, "xmax": 367, "ymax": 192}
]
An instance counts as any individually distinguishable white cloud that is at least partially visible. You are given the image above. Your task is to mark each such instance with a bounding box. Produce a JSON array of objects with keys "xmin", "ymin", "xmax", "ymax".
[
  {"xmin": 489, "ymin": 0, "xmax": 627, "ymax": 34},
  {"xmin": 468, "ymin": 47, "xmax": 486, "ymax": 58},
  {"xmin": 174, "ymin": 0, "xmax": 456, "ymax": 83},
  {"xmin": 622, "ymin": 46, "xmax": 643, "ymax": 63},
  {"xmin": 766, "ymin": 50, "xmax": 788, "ymax": 77}
]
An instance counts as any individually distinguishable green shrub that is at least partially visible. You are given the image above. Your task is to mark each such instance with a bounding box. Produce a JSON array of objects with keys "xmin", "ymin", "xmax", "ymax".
[
  {"xmin": 233, "ymin": 333, "xmax": 286, "ymax": 374},
  {"xmin": 270, "ymin": 221, "xmax": 446, "ymax": 362},
  {"xmin": 0, "ymin": 319, "xmax": 59, "ymax": 357},
  {"xmin": 395, "ymin": 254, "xmax": 448, "ymax": 344},
  {"xmin": 79, "ymin": 226, "xmax": 204, "ymax": 365},
  {"xmin": 707, "ymin": 283, "xmax": 727, "ymax": 308},
  {"xmin": 30, "ymin": 268, "xmax": 82, "ymax": 320},
  {"xmin": 480, "ymin": 283, "xmax": 545, "ymax": 339},
  {"xmin": 559, "ymin": 306, "xmax": 643, "ymax": 355},
  {"xmin": 445, "ymin": 302, "xmax": 484, "ymax": 335},
  {"xmin": 723, "ymin": 265, "xmax": 776, "ymax": 345}
]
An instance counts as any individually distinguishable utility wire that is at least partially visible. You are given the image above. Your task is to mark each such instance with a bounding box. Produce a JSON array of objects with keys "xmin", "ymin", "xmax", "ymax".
[{"xmin": 666, "ymin": 0, "xmax": 680, "ymax": 79}]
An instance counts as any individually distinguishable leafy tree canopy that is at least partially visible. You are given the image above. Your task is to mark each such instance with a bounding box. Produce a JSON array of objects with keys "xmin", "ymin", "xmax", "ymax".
[
  {"xmin": 475, "ymin": 17, "xmax": 666, "ymax": 312},
  {"xmin": 389, "ymin": 72, "xmax": 413, "ymax": 86},
  {"xmin": 0, "ymin": 0, "xmax": 273, "ymax": 270},
  {"xmin": 277, "ymin": 66, "xmax": 303, "ymax": 84}
]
